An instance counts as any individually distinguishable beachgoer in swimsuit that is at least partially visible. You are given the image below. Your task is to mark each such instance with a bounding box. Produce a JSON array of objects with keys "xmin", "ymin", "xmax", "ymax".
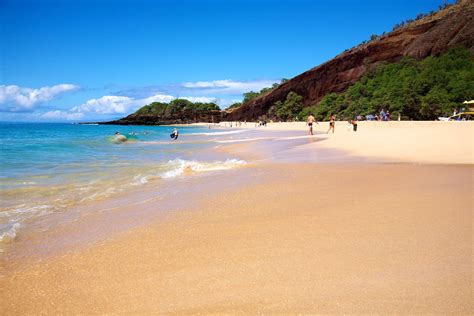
[
  {"xmin": 351, "ymin": 118, "xmax": 358, "ymax": 132},
  {"xmin": 113, "ymin": 131, "xmax": 127, "ymax": 143},
  {"xmin": 327, "ymin": 114, "xmax": 336, "ymax": 134},
  {"xmin": 307, "ymin": 114, "xmax": 317, "ymax": 135}
]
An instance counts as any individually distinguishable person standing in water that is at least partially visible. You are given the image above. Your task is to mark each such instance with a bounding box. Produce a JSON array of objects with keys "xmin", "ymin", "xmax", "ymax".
[
  {"xmin": 114, "ymin": 131, "xmax": 127, "ymax": 143},
  {"xmin": 307, "ymin": 114, "xmax": 318, "ymax": 135},
  {"xmin": 170, "ymin": 128, "xmax": 179, "ymax": 140},
  {"xmin": 327, "ymin": 114, "xmax": 336, "ymax": 133}
]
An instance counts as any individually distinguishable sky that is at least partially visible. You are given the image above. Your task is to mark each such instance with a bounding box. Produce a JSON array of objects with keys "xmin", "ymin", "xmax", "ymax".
[{"xmin": 0, "ymin": 0, "xmax": 454, "ymax": 122}]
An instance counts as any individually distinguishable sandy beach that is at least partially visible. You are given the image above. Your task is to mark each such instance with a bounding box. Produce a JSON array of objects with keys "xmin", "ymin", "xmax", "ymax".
[
  {"xmin": 2, "ymin": 121, "xmax": 473, "ymax": 314},
  {"xmin": 212, "ymin": 120, "xmax": 474, "ymax": 164}
]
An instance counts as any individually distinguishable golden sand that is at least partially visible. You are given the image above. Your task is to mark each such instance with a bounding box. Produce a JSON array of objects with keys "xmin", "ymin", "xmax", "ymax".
[
  {"xmin": 2, "ymin": 163, "xmax": 472, "ymax": 314},
  {"xmin": 215, "ymin": 121, "xmax": 474, "ymax": 164}
]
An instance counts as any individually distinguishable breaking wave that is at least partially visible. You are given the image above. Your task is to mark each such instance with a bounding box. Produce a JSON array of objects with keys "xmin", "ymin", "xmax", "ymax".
[
  {"xmin": 187, "ymin": 130, "xmax": 248, "ymax": 136},
  {"xmin": 0, "ymin": 222, "xmax": 20, "ymax": 245},
  {"xmin": 159, "ymin": 158, "xmax": 247, "ymax": 179}
]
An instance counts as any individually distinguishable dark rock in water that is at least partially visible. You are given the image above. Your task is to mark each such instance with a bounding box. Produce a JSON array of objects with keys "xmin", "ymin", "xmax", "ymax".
[{"xmin": 226, "ymin": 0, "xmax": 474, "ymax": 121}]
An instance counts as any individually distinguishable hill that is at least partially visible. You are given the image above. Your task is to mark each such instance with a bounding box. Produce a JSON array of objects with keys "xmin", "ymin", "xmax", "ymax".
[
  {"xmin": 226, "ymin": 0, "xmax": 474, "ymax": 121},
  {"xmin": 101, "ymin": 99, "xmax": 223, "ymax": 125}
]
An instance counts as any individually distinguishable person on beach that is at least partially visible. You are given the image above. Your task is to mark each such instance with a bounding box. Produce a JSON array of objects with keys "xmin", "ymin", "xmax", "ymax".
[
  {"xmin": 170, "ymin": 128, "xmax": 179, "ymax": 140},
  {"xmin": 327, "ymin": 114, "xmax": 336, "ymax": 133},
  {"xmin": 351, "ymin": 117, "xmax": 358, "ymax": 132},
  {"xmin": 307, "ymin": 114, "xmax": 318, "ymax": 135}
]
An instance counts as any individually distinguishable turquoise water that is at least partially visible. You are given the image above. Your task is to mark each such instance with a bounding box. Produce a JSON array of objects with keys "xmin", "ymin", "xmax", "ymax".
[{"xmin": 0, "ymin": 122, "xmax": 246, "ymax": 248}]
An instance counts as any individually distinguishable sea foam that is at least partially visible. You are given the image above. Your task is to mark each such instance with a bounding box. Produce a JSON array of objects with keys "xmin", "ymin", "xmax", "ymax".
[
  {"xmin": 160, "ymin": 158, "xmax": 246, "ymax": 179},
  {"xmin": 0, "ymin": 222, "xmax": 20, "ymax": 244},
  {"xmin": 187, "ymin": 130, "xmax": 248, "ymax": 136}
]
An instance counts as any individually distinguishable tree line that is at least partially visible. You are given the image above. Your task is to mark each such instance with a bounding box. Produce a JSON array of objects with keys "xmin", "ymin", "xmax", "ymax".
[
  {"xmin": 225, "ymin": 79, "xmax": 289, "ymax": 111},
  {"xmin": 262, "ymin": 47, "xmax": 473, "ymax": 121},
  {"xmin": 135, "ymin": 99, "xmax": 220, "ymax": 116}
]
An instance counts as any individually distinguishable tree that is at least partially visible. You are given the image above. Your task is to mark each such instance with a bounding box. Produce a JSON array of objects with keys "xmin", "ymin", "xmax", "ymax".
[
  {"xmin": 274, "ymin": 92, "xmax": 303, "ymax": 120},
  {"xmin": 133, "ymin": 98, "xmax": 219, "ymax": 118},
  {"xmin": 170, "ymin": 99, "xmax": 193, "ymax": 109},
  {"xmin": 420, "ymin": 88, "xmax": 452, "ymax": 119},
  {"xmin": 242, "ymin": 91, "xmax": 260, "ymax": 104},
  {"xmin": 226, "ymin": 102, "xmax": 242, "ymax": 110}
]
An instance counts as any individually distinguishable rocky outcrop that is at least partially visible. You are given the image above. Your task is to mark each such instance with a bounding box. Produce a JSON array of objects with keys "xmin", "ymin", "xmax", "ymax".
[
  {"xmin": 101, "ymin": 110, "xmax": 223, "ymax": 125},
  {"xmin": 226, "ymin": 0, "xmax": 474, "ymax": 121}
]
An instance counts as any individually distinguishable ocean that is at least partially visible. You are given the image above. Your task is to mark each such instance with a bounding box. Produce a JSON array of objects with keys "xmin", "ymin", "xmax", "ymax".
[{"xmin": 0, "ymin": 122, "xmax": 247, "ymax": 252}]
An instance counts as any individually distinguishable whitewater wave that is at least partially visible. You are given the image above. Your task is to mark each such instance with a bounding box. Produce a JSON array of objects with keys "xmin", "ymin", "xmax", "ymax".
[
  {"xmin": 0, "ymin": 204, "xmax": 53, "ymax": 219},
  {"xmin": 159, "ymin": 158, "xmax": 246, "ymax": 179},
  {"xmin": 187, "ymin": 130, "xmax": 248, "ymax": 136},
  {"xmin": 0, "ymin": 222, "xmax": 20, "ymax": 244},
  {"xmin": 129, "ymin": 158, "xmax": 247, "ymax": 184}
]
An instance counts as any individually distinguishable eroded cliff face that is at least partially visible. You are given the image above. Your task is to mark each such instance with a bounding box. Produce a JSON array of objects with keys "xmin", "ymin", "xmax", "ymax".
[{"xmin": 226, "ymin": 0, "xmax": 474, "ymax": 121}]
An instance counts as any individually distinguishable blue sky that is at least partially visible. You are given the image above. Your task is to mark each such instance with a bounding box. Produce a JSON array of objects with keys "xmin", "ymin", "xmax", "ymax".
[{"xmin": 0, "ymin": 0, "xmax": 452, "ymax": 122}]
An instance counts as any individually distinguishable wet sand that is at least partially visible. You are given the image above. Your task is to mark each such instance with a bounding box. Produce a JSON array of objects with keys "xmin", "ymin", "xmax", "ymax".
[
  {"xmin": 2, "ymin": 163, "xmax": 472, "ymax": 314},
  {"xmin": 2, "ymin": 122, "xmax": 473, "ymax": 313}
]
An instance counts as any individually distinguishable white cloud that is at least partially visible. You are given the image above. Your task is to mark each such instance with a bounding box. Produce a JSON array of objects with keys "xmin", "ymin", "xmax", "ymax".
[
  {"xmin": 181, "ymin": 79, "xmax": 279, "ymax": 95},
  {"xmin": 72, "ymin": 94, "xmax": 175, "ymax": 115},
  {"xmin": 0, "ymin": 84, "xmax": 79, "ymax": 112},
  {"xmin": 41, "ymin": 110, "xmax": 84, "ymax": 121},
  {"xmin": 72, "ymin": 95, "xmax": 133, "ymax": 114},
  {"xmin": 140, "ymin": 94, "xmax": 175, "ymax": 105}
]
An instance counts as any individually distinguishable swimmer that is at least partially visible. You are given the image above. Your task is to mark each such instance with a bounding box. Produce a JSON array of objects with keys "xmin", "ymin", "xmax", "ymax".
[
  {"xmin": 114, "ymin": 131, "xmax": 127, "ymax": 143},
  {"xmin": 170, "ymin": 128, "xmax": 179, "ymax": 140}
]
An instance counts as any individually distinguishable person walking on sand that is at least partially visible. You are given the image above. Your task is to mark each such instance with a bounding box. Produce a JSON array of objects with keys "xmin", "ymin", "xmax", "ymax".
[
  {"xmin": 327, "ymin": 114, "xmax": 336, "ymax": 134},
  {"xmin": 307, "ymin": 114, "xmax": 318, "ymax": 135},
  {"xmin": 351, "ymin": 117, "xmax": 358, "ymax": 132}
]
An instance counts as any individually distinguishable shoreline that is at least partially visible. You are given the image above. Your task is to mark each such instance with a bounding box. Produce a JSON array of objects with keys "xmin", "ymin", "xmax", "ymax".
[
  {"xmin": 192, "ymin": 120, "xmax": 474, "ymax": 164},
  {"xmin": 2, "ymin": 122, "xmax": 473, "ymax": 313}
]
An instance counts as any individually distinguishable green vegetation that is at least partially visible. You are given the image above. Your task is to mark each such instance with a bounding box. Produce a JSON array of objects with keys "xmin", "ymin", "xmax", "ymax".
[
  {"xmin": 299, "ymin": 48, "xmax": 473, "ymax": 120},
  {"xmin": 226, "ymin": 102, "xmax": 242, "ymax": 110},
  {"xmin": 135, "ymin": 98, "xmax": 220, "ymax": 116},
  {"xmin": 241, "ymin": 78, "xmax": 289, "ymax": 105},
  {"xmin": 271, "ymin": 92, "xmax": 303, "ymax": 121}
]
